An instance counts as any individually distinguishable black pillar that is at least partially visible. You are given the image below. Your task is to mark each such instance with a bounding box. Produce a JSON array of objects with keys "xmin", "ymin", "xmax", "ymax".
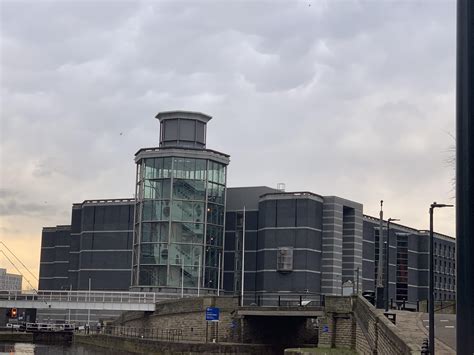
[
  {"xmin": 456, "ymin": 1, "xmax": 474, "ymax": 354},
  {"xmin": 429, "ymin": 207, "xmax": 435, "ymax": 355},
  {"xmin": 384, "ymin": 221, "xmax": 391, "ymax": 312}
]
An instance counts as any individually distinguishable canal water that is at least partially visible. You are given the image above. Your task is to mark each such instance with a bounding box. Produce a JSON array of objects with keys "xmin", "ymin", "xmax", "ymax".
[{"xmin": 0, "ymin": 342, "xmax": 136, "ymax": 354}]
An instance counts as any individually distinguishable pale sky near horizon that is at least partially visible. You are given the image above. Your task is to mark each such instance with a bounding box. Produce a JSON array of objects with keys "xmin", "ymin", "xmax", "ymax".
[{"xmin": 0, "ymin": 0, "xmax": 457, "ymax": 289}]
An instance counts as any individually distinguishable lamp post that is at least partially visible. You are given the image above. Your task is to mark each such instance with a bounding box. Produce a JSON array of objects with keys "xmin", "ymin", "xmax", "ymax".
[
  {"xmin": 456, "ymin": 1, "xmax": 474, "ymax": 354},
  {"xmin": 241, "ymin": 206, "xmax": 246, "ymax": 307},
  {"xmin": 376, "ymin": 201, "xmax": 384, "ymax": 308},
  {"xmin": 385, "ymin": 218, "xmax": 400, "ymax": 312},
  {"xmin": 355, "ymin": 267, "xmax": 360, "ymax": 295},
  {"xmin": 429, "ymin": 202, "xmax": 453, "ymax": 355},
  {"xmin": 88, "ymin": 278, "xmax": 91, "ymax": 328}
]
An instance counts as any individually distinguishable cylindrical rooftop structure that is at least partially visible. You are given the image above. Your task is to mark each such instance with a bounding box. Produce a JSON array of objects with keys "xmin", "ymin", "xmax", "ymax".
[{"xmin": 156, "ymin": 111, "xmax": 212, "ymax": 149}]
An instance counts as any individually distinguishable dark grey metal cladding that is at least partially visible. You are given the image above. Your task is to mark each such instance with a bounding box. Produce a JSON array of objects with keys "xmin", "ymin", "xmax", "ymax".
[
  {"xmin": 224, "ymin": 187, "xmax": 277, "ymax": 294},
  {"xmin": 322, "ymin": 197, "xmax": 363, "ymax": 295},
  {"xmin": 256, "ymin": 192, "xmax": 323, "ymax": 293},
  {"xmin": 223, "ymin": 208, "xmax": 259, "ymax": 294},
  {"xmin": 68, "ymin": 204, "xmax": 82, "ymax": 290},
  {"xmin": 38, "ymin": 226, "xmax": 71, "ymax": 290},
  {"xmin": 362, "ymin": 221, "xmax": 375, "ymax": 292},
  {"xmin": 226, "ymin": 186, "xmax": 279, "ymax": 212},
  {"xmin": 76, "ymin": 200, "xmax": 134, "ymax": 290},
  {"xmin": 156, "ymin": 111, "xmax": 212, "ymax": 149}
]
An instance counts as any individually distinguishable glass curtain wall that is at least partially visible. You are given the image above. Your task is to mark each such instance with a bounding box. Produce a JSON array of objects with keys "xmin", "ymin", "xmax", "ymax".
[{"xmin": 133, "ymin": 156, "xmax": 226, "ymax": 291}]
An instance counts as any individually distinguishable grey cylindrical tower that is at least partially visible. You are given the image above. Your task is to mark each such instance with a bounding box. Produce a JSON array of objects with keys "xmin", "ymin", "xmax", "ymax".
[
  {"xmin": 157, "ymin": 111, "xmax": 211, "ymax": 148},
  {"xmin": 131, "ymin": 111, "xmax": 230, "ymax": 295}
]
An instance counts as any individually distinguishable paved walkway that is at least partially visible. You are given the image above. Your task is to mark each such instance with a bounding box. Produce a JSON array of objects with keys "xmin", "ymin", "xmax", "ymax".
[{"xmin": 391, "ymin": 310, "xmax": 455, "ymax": 355}]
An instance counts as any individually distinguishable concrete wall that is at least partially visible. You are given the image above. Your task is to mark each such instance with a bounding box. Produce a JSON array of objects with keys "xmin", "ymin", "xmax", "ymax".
[{"xmin": 76, "ymin": 333, "xmax": 279, "ymax": 354}]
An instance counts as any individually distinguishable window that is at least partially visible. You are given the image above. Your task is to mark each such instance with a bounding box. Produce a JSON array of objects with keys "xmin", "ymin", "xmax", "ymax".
[{"xmin": 277, "ymin": 247, "xmax": 293, "ymax": 272}]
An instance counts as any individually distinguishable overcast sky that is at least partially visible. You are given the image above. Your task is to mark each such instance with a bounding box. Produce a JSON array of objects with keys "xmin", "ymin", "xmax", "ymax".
[{"xmin": 0, "ymin": 0, "xmax": 456, "ymax": 288}]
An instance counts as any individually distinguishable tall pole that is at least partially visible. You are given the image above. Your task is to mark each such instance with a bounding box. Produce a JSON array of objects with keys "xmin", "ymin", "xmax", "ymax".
[
  {"xmin": 241, "ymin": 206, "xmax": 246, "ymax": 307},
  {"xmin": 429, "ymin": 203, "xmax": 453, "ymax": 355},
  {"xmin": 217, "ymin": 253, "xmax": 221, "ymax": 297},
  {"xmin": 384, "ymin": 236, "xmax": 389, "ymax": 312},
  {"xmin": 197, "ymin": 253, "xmax": 201, "ymax": 297},
  {"xmin": 457, "ymin": 1, "xmax": 474, "ymax": 354},
  {"xmin": 88, "ymin": 278, "xmax": 91, "ymax": 326},
  {"xmin": 429, "ymin": 206, "xmax": 435, "ymax": 355},
  {"xmin": 181, "ymin": 261, "xmax": 184, "ymax": 298},
  {"xmin": 376, "ymin": 200, "xmax": 384, "ymax": 308},
  {"xmin": 68, "ymin": 284, "xmax": 72, "ymax": 323},
  {"xmin": 356, "ymin": 267, "xmax": 360, "ymax": 295}
]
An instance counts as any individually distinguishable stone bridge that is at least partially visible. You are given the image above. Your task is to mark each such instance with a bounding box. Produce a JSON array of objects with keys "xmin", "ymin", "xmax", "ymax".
[{"xmin": 108, "ymin": 294, "xmax": 428, "ymax": 353}]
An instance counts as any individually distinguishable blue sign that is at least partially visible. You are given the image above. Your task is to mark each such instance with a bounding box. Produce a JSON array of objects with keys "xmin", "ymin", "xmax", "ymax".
[
  {"xmin": 322, "ymin": 325, "xmax": 329, "ymax": 333},
  {"xmin": 205, "ymin": 307, "xmax": 220, "ymax": 322}
]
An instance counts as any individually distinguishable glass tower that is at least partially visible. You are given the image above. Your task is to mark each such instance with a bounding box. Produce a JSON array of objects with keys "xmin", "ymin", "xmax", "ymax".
[{"xmin": 131, "ymin": 111, "xmax": 230, "ymax": 293}]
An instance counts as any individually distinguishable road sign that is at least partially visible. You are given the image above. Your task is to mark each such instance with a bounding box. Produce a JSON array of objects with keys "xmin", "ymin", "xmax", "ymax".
[
  {"xmin": 322, "ymin": 325, "xmax": 329, "ymax": 333},
  {"xmin": 205, "ymin": 307, "xmax": 220, "ymax": 322}
]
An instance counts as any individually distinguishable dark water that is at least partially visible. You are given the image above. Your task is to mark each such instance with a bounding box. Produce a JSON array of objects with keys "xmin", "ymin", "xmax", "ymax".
[{"xmin": 0, "ymin": 342, "xmax": 136, "ymax": 354}]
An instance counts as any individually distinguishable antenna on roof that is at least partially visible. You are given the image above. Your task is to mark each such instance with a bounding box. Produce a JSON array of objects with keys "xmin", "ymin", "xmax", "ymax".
[{"xmin": 277, "ymin": 183, "xmax": 286, "ymax": 192}]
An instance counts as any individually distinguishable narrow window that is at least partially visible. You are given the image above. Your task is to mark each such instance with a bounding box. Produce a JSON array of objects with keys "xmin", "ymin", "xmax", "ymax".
[{"xmin": 277, "ymin": 247, "xmax": 293, "ymax": 272}]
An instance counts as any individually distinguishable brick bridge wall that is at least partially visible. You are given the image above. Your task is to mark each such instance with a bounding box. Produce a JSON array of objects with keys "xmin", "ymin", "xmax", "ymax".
[
  {"xmin": 318, "ymin": 295, "xmax": 421, "ymax": 354},
  {"xmin": 113, "ymin": 296, "xmax": 318, "ymax": 347},
  {"xmin": 114, "ymin": 296, "xmax": 239, "ymax": 343},
  {"xmin": 114, "ymin": 294, "xmax": 418, "ymax": 353}
]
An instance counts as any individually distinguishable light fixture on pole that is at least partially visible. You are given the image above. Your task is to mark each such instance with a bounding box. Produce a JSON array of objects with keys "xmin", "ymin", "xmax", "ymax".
[
  {"xmin": 385, "ymin": 218, "xmax": 400, "ymax": 312},
  {"xmin": 429, "ymin": 202, "xmax": 453, "ymax": 355}
]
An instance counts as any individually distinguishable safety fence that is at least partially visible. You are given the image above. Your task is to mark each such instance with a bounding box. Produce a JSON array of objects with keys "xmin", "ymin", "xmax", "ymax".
[
  {"xmin": 104, "ymin": 326, "xmax": 185, "ymax": 342},
  {"xmin": 240, "ymin": 292, "xmax": 325, "ymax": 308}
]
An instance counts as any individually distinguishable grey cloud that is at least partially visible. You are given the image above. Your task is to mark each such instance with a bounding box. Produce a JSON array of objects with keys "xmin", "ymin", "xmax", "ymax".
[
  {"xmin": 0, "ymin": 189, "xmax": 58, "ymax": 217},
  {"xmin": 0, "ymin": 0, "xmax": 456, "ymax": 238}
]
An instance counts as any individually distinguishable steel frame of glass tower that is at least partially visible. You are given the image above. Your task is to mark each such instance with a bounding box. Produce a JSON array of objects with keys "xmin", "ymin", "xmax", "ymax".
[{"xmin": 131, "ymin": 111, "xmax": 230, "ymax": 294}]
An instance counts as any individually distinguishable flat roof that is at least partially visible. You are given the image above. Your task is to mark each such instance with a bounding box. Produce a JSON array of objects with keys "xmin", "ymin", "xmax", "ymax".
[
  {"xmin": 363, "ymin": 214, "xmax": 454, "ymax": 241},
  {"xmin": 134, "ymin": 146, "xmax": 230, "ymax": 158},
  {"xmin": 155, "ymin": 110, "xmax": 212, "ymax": 123}
]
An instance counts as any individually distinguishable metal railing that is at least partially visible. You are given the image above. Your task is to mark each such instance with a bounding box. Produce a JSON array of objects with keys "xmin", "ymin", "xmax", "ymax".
[
  {"xmin": 0, "ymin": 290, "xmax": 182, "ymax": 304},
  {"xmin": 25, "ymin": 322, "xmax": 75, "ymax": 332},
  {"xmin": 240, "ymin": 292, "xmax": 324, "ymax": 308},
  {"xmin": 104, "ymin": 326, "xmax": 184, "ymax": 342}
]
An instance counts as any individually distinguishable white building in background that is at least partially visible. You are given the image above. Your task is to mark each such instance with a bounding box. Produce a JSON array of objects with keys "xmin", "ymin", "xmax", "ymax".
[{"xmin": 0, "ymin": 268, "xmax": 22, "ymax": 291}]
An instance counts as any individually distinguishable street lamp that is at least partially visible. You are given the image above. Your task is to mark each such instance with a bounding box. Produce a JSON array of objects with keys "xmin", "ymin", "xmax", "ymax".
[
  {"xmin": 429, "ymin": 202, "xmax": 453, "ymax": 355},
  {"xmin": 385, "ymin": 218, "xmax": 400, "ymax": 312}
]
